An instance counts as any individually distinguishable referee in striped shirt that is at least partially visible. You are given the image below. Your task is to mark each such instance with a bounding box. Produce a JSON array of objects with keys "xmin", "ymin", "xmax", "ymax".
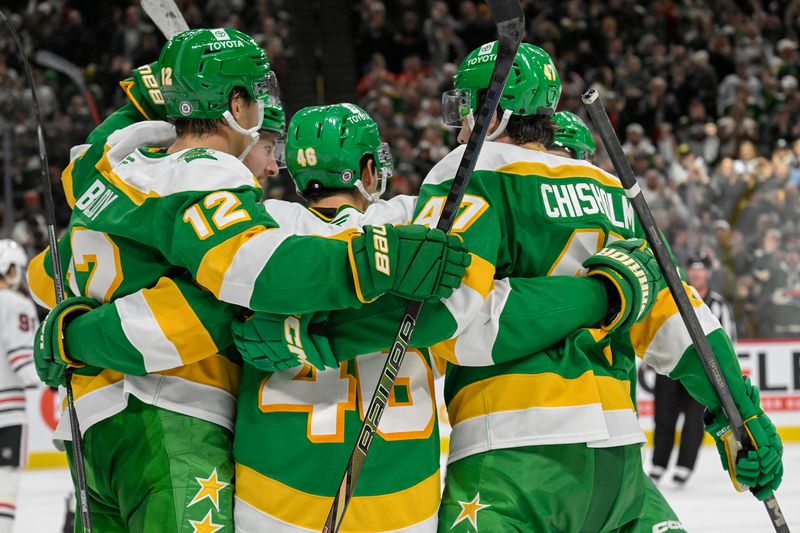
[{"xmin": 650, "ymin": 252, "xmax": 737, "ymax": 486}]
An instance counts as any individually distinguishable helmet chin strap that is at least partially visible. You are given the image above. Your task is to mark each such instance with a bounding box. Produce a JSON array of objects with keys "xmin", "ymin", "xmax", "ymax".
[
  {"xmin": 466, "ymin": 108, "xmax": 512, "ymax": 141},
  {"xmin": 223, "ymin": 100, "xmax": 265, "ymax": 160},
  {"xmin": 486, "ymin": 109, "xmax": 513, "ymax": 141},
  {"xmin": 354, "ymin": 179, "xmax": 380, "ymax": 204}
]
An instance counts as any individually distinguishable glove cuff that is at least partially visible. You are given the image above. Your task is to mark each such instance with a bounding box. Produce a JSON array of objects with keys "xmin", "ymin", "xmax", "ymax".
[
  {"xmin": 55, "ymin": 304, "xmax": 94, "ymax": 368},
  {"xmin": 348, "ymin": 234, "xmax": 380, "ymax": 303},
  {"xmin": 586, "ymin": 269, "xmax": 627, "ymax": 332}
]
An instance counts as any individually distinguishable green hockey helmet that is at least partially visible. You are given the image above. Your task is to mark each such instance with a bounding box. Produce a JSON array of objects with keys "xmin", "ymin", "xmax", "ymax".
[
  {"xmin": 551, "ymin": 111, "xmax": 596, "ymax": 160},
  {"xmin": 286, "ymin": 103, "xmax": 392, "ymax": 203},
  {"xmin": 158, "ymin": 28, "xmax": 280, "ymax": 158},
  {"xmin": 262, "ymin": 100, "xmax": 287, "ymax": 168},
  {"xmin": 262, "ymin": 99, "xmax": 286, "ymax": 134},
  {"xmin": 442, "ymin": 42, "xmax": 562, "ymax": 140}
]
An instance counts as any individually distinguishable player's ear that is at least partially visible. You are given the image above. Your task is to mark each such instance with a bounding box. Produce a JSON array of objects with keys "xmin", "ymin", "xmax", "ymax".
[
  {"xmin": 229, "ymin": 91, "xmax": 251, "ymax": 122},
  {"xmin": 361, "ymin": 158, "xmax": 375, "ymax": 188}
]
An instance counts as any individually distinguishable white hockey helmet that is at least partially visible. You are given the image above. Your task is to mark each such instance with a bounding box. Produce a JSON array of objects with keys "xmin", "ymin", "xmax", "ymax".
[{"xmin": 0, "ymin": 239, "xmax": 28, "ymax": 290}]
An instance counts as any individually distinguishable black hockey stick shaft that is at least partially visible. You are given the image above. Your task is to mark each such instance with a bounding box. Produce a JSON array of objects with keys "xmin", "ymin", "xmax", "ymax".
[
  {"xmin": 322, "ymin": 2, "xmax": 524, "ymax": 532},
  {"xmin": 582, "ymin": 89, "xmax": 789, "ymax": 533},
  {"xmin": 0, "ymin": 10, "xmax": 93, "ymax": 533}
]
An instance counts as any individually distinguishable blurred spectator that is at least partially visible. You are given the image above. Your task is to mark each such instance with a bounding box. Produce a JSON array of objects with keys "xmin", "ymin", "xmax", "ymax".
[{"xmin": 623, "ymin": 123, "xmax": 656, "ymax": 157}]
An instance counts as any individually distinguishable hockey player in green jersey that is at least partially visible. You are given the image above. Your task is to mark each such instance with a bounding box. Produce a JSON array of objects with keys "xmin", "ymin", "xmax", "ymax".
[
  {"xmin": 233, "ymin": 103, "xmax": 444, "ymax": 532},
  {"xmin": 428, "ymin": 41, "xmax": 781, "ymax": 532},
  {"xmin": 551, "ymin": 110, "xmax": 686, "ymax": 533},
  {"xmin": 242, "ymin": 42, "xmax": 784, "ymax": 532},
  {"xmin": 27, "ymin": 28, "xmax": 470, "ymax": 533},
  {"xmin": 35, "ymin": 98, "xmax": 663, "ymax": 532}
]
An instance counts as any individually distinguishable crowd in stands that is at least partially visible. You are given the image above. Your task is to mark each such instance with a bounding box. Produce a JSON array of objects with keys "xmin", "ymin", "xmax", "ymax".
[{"xmin": 1, "ymin": 0, "xmax": 799, "ymax": 337}]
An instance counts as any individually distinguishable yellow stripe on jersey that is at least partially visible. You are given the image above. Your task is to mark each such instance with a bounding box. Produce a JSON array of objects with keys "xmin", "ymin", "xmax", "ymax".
[
  {"xmin": 196, "ymin": 225, "xmax": 271, "ymax": 298},
  {"xmin": 496, "ymin": 161, "xmax": 622, "ymax": 189},
  {"xmin": 66, "ymin": 369, "xmax": 125, "ymax": 406},
  {"xmin": 27, "ymin": 249, "xmax": 57, "ymax": 310},
  {"xmin": 448, "ymin": 371, "xmax": 602, "ymax": 424},
  {"xmin": 462, "ymin": 253, "xmax": 494, "ymax": 299},
  {"xmin": 141, "ymin": 277, "xmax": 219, "ymax": 366},
  {"xmin": 347, "ymin": 233, "xmax": 374, "ymax": 304},
  {"xmin": 236, "ymin": 463, "xmax": 440, "ymax": 532},
  {"xmin": 158, "ymin": 354, "xmax": 241, "ymax": 396},
  {"xmin": 629, "ymin": 282, "xmax": 703, "ymax": 358},
  {"xmin": 430, "ymin": 337, "xmax": 459, "ymax": 364},
  {"xmin": 61, "ymin": 153, "xmax": 84, "ymax": 208},
  {"xmin": 119, "ymin": 79, "xmax": 152, "ymax": 120},
  {"xmin": 96, "ymin": 144, "xmax": 160, "ymax": 206},
  {"xmin": 594, "ymin": 376, "xmax": 634, "ymax": 411}
]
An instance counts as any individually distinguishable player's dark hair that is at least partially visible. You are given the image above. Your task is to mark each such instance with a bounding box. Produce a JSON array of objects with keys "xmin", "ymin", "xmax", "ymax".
[
  {"xmin": 475, "ymin": 89, "xmax": 554, "ymax": 146},
  {"xmin": 505, "ymin": 114, "xmax": 555, "ymax": 146},
  {"xmin": 300, "ymin": 154, "xmax": 374, "ymax": 202},
  {"xmin": 174, "ymin": 87, "xmax": 253, "ymax": 137}
]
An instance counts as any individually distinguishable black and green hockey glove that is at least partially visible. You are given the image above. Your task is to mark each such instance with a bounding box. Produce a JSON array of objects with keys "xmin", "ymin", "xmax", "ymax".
[
  {"xmin": 232, "ymin": 311, "xmax": 337, "ymax": 372},
  {"xmin": 582, "ymin": 238, "xmax": 662, "ymax": 333},
  {"xmin": 348, "ymin": 224, "xmax": 471, "ymax": 303},
  {"xmin": 704, "ymin": 376, "xmax": 783, "ymax": 500},
  {"xmin": 34, "ymin": 296, "xmax": 97, "ymax": 388}
]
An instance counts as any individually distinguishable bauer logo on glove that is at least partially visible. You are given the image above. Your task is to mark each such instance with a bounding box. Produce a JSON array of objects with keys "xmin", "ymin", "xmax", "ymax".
[
  {"xmin": 582, "ymin": 238, "xmax": 662, "ymax": 333},
  {"xmin": 594, "ymin": 246, "xmax": 652, "ymax": 319}
]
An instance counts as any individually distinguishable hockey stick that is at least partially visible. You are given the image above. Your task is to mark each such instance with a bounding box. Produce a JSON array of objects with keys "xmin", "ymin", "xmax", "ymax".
[
  {"xmin": 140, "ymin": 0, "xmax": 189, "ymax": 39},
  {"xmin": 582, "ymin": 89, "xmax": 790, "ymax": 533},
  {"xmin": 322, "ymin": 2, "xmax": 524, "ymax": 531},
  {"xmin": 34, "ymin": 50, "xmax": 101, "ymax": 125},
  {"xmin": 0, "ymin": 9, "xmax": 93, "ymax": 533}
]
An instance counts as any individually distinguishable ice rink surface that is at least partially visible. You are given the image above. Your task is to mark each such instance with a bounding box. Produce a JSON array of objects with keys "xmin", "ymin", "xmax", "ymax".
[{"xmin": 14, "ymin": 444, "xmax": 800, "ymax": 532}]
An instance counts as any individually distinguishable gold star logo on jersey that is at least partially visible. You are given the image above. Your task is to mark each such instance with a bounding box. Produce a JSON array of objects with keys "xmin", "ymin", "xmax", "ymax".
[
  {"xmin": 189, "ymin": 468, "xmax": 229, "ymax": 511},
  {"xmin": 189, "ymin": 510, "xmax": 223, "ymax": 533},
  {"xmin": 451, "ymin": 492, "xmax": 490, "ymax": 530}
]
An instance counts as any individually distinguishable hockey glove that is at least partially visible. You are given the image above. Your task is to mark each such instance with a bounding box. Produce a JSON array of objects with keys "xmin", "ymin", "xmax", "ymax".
[
  {"xmin": 125, "ymin": 61, "xmax": 167, "ymax": 120},
  {"xmin": 348, "ymin": 224, "xmax": 471, "ymax": 302},
  {"xmin": 704, "ymin": 376, "xmax": 783, "ymax": 500},
  {"xmin": 232, "ymin": 311, "xmax": 337, "ymax": 372},
  {"xmin": 34, "ymin": 297, "xmax": 97, "ymax": 388},
  {"xmin": 582, "ymin": 238, "xmax": 662, "ymax": 333}
]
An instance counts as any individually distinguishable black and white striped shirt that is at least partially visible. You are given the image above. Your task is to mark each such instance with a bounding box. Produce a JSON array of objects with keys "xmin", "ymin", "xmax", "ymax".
[{"xmin": 703, "ymin": 290, "xmax": 737, "ymax": 342}]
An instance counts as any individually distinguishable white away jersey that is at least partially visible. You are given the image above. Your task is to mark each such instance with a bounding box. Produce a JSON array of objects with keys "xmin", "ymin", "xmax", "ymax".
[{"xmin": 0, "ymin": 289, "xmax": 39, "ymax": 428}]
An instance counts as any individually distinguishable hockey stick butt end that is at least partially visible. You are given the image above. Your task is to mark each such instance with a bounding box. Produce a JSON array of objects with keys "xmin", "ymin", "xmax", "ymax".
[{"xmin": 581, "ymin": 88, "xmax": 599, "ymax": 104}]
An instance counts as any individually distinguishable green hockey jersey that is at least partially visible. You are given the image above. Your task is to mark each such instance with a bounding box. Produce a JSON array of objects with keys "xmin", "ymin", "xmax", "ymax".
[
  {"xmin": 411, "ymin": 141, "xmax": 727, "ymax": 463},
  {"xmin": 44, "ymin": 189, "xmax": 617, "ymax": 531},
  {"xmin": 28, "ymin": 112, "xmax": 371, "ymax": 441}
]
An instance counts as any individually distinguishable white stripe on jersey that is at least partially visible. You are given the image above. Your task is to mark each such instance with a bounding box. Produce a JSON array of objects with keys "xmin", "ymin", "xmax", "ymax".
[
  {"xmin": 643, "ymin": 302, "xmax": 722, "ymax": 375},
  {"xmin": 233, "ymin": 496, "xmax": 438, "ymax": 533},
  {"xmin": 218, "ymin": 227, "xmax": 290, "ymax": 307},
  {"xmin": 444, "ymin": 278, "xmax": 512, "ymax": 367},
  {"xmin": 262, "ymin": 195, "xmax": 416, "ymax": 235},
  {"xmin": 448, "ymin": 403, "xmax": 609, "ymax": 463},
  {"xmin": 115, "ymin": 290, "xmax": 184, "ymax": 373}
]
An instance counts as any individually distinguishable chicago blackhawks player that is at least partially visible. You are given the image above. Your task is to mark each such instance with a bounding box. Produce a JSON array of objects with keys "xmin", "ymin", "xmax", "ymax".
[
  {"xmin": 28, "ymin": 28, "xmax": 469, "ymax": 533},
  {"xmin": 0, "ymin": 240, "xmax": 38, "ymax": 533}
]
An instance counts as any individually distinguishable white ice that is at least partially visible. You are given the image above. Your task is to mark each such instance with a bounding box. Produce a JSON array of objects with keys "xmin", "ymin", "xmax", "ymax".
[{"xmin": 14, "ymin": 444, "xmax": 800, "ymax": 532}]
